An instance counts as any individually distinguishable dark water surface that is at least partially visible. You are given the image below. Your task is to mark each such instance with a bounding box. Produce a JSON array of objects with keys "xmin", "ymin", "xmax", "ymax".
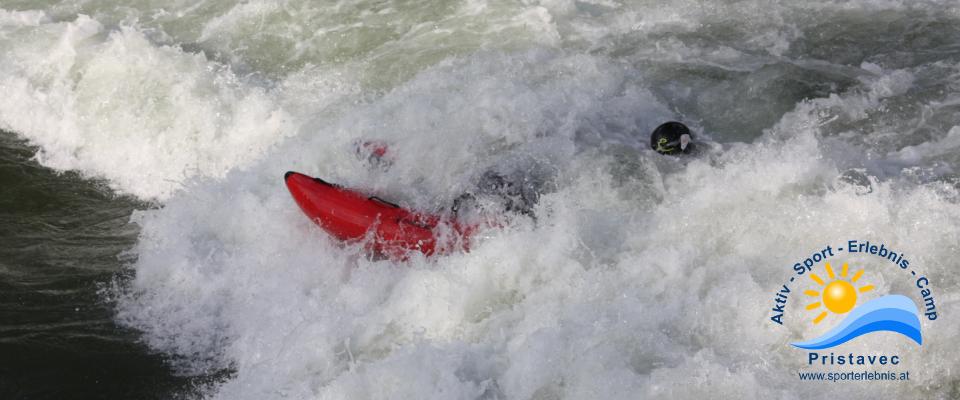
[{"xmin": 0, "ymin": 130, "xmax": 212, "ymax": 399}]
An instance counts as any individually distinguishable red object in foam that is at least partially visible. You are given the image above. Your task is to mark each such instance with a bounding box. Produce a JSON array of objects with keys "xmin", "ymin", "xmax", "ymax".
[{"xmin": 284, "ymin": 171, "xmax": 473, "ymax": 258}]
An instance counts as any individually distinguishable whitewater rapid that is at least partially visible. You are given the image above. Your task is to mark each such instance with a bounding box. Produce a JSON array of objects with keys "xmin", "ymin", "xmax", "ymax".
[{"xmin": 2, "ymin": 0, "xmax": 960, "ymax": 399}]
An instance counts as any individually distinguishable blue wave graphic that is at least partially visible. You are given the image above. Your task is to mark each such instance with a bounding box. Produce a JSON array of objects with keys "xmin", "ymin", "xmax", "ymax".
[{"xmin": 791, "ymin": 295, "xmax": 922, "ymax": 350}]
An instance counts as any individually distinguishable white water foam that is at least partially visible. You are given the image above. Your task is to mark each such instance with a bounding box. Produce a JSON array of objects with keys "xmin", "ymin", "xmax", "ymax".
[
  {"xmin": 0, "ymin": 11, "xmax": 301, "ymax": 200},
  {"xmin": 117, "ymin": 53, "xmax": 960, "ymax": 399},
  {"xmin": 3, "ymin": 1, "xmax": 960, "ymax": 399}
]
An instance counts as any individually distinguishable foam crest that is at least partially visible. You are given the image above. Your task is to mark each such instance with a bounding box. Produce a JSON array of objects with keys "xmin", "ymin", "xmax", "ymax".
[{"xmin": 0, "ymin": 11, "xmax": 297, "ymax": 200}]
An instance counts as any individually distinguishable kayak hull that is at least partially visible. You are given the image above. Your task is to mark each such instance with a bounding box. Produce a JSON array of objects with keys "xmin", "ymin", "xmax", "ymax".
[{"xmin": 284, "ymin": 171, "xmax": 469, "ymax": 258}]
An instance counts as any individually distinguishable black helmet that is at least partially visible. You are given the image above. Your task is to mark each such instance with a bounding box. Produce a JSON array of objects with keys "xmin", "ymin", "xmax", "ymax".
[{"xmin": 650, "ymin": 121, "xmax": 693, "ymax": 155}]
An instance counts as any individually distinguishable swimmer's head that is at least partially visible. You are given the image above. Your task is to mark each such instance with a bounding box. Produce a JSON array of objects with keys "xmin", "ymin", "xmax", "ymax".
[{"xmin": 650, "ymin": 121, "xmax": 693, "ymax": 155}]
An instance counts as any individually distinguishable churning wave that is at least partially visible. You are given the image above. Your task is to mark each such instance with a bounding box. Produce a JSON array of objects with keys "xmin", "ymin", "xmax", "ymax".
[{"xmin": 2, "ymin": 0, "xmax": 960, "ymax": 399}]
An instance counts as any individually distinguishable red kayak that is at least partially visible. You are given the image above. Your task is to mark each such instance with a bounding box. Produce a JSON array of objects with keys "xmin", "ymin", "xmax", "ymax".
[{"xmin": 284, "ymin": 171, "xmax": 475, "ymax": 258}]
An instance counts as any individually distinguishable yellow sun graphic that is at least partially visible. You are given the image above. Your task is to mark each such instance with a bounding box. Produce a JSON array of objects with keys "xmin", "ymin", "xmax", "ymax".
[{"xmin": 804, "ymin": 262, "xmax": 875, "ymax": 324}]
